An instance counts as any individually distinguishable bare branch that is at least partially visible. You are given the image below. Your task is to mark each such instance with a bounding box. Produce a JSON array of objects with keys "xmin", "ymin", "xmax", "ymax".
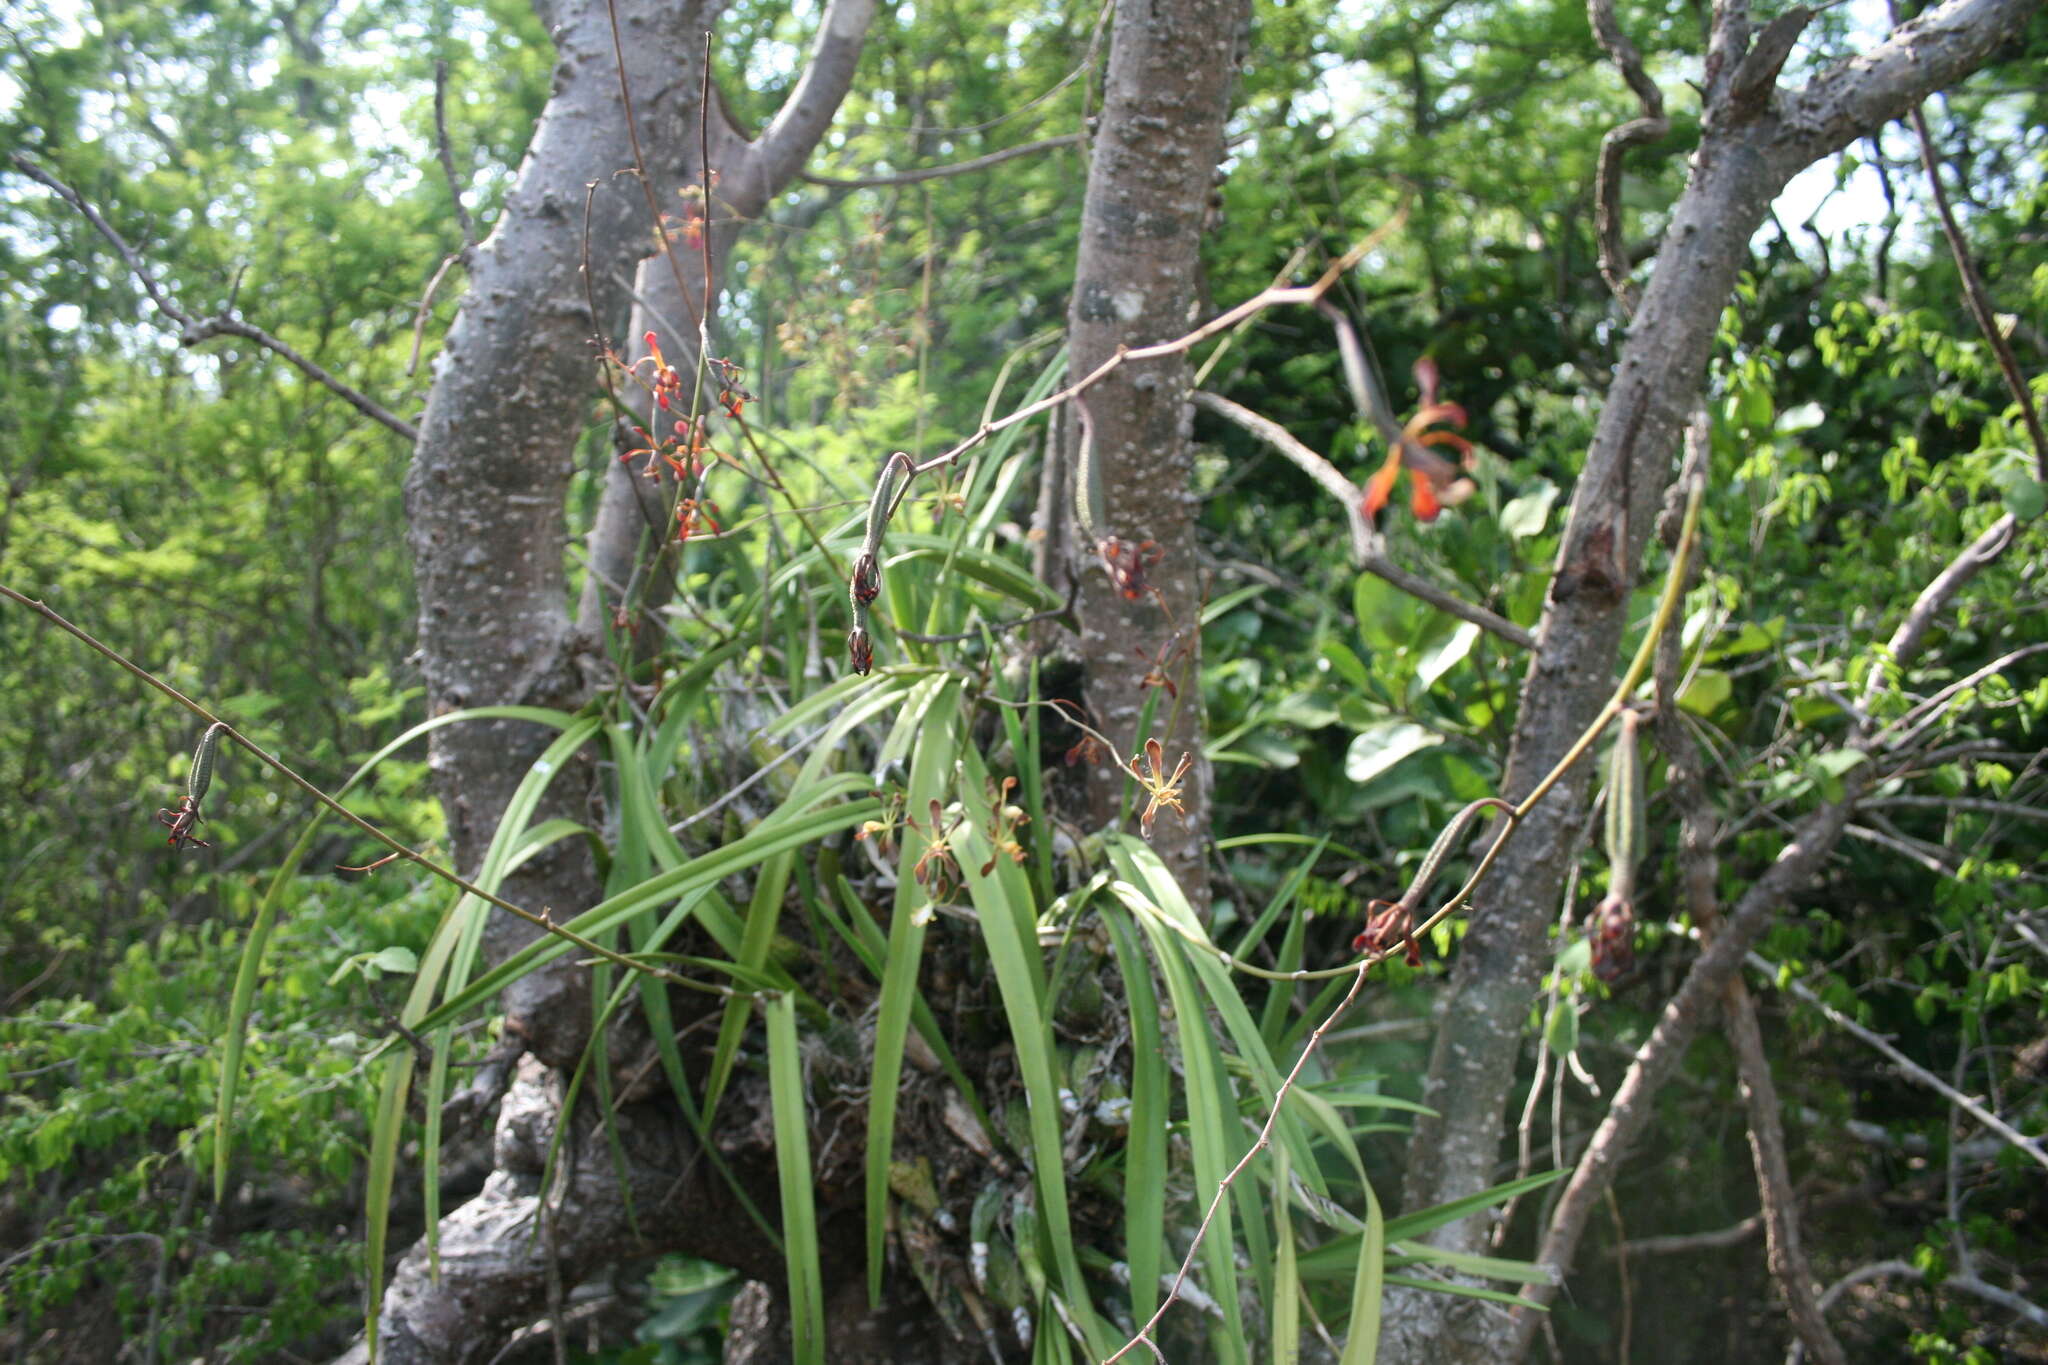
[
  {"xmin": 1746, "ymin": 950, "xmax": 2048, "ymax": 1172},
  {"xmin": 1860, "ymin": 793, "xmax": 2048, "ymax": 825},
  {"xmin": 1770, "ymin": 0, "xmax": 2042, "ymax": 180},
  {"xmin": 1194, "ymin": 390, "xmax": 1371, "ymax": 554},
  {"xmin": 1617, "ymin": 1213, "xmax": 1763, "ymax": 1257},
  {"xmin": 1585, "ymin": 0, "xmax": 1671, "ymax": 308},
  {"xmin": 1877, "ymin": 641, "xmax": 2048, "ymax": 751},
  {"xmin": 8, "ymin": 152, "xmax": 419, "ymax": 443},
  {"xmin": 1725, "ymin": 978, "xmax": 1849, "ymax": 1365},
  {"xmin": 801, "ymin": 133, "xmax": 1084, "ymax": 188},
  {"xmin": 740, "ymin": 0, "xmax": 881, "ymax": 195},
  {"xmin": 1193, "ymin": 390, "xmax": 1537, "ymax": 650},
  {"xmin": 889, "ymin": 205, "xmax": 1411, "ymax": 489},
  {"xmin": 1799, "ymin": 1260, "xmax": 2048, "ymax": 1350},
  {"xmin": 1883, "ymin": 515, "xmax": 2018, "ymax": 664}
]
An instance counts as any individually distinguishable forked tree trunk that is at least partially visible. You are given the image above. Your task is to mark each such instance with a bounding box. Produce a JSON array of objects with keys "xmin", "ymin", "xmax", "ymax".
[
  {"xmin": 361, "ymin": 0, "xmax": 875, "ymax": 1358},
  {"xmin": 1381, "ymin": 2, "xmax": 2040, "ymax": 1360},
  {"xmin": 1057, "ymin": 0, "xmax": 1249, "ymax": 908}
]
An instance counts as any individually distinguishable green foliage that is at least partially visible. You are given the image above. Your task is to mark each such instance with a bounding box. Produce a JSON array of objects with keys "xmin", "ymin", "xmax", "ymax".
[
  {"xmin": 6, "ymin": 1, "xmax": 2048, "ymax": 1362},
  {"xmin": 0, "ymin": 872, "xmax": 439, "ymax": 1358}
]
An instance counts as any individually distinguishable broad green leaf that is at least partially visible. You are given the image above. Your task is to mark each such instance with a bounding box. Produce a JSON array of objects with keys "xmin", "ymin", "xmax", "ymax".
[
  {"xmin": 1345, "ymin": 721, "xmax": 1444, "ymax": 785},
  {"xmin": 1416, "ymin": 622, "xmax": 1480, "ymax": 692},
  {"xmin": 1678, "ymin": 668, "xmax": 1732, "ymax": 717},
  {"xmin": 1499, "ymin": 480, "xmax": 1558, "ymax": 539},
  {"xmin": 368, "ymin": 945, "xmax": 418, "ymax": 975}
]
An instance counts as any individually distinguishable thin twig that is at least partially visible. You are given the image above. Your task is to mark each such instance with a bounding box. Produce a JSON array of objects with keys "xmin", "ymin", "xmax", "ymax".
[
  {"xmin": 1745, "ymin": 950, "xmax": 2048, "ymax": 1171},
  {"xmin": 407, "ymin": 251, "xmax": 461, "ymax": 377},
  {"xmin": 1860, "ymin": 793, "xmax": 2048, "ymax": 824},
  {"xmin": 434, "ymin": 59, "xmax": 480, "ymax": 250},
  {"xmin": 9, "ymin": 153, "xmax": 419, "ymax": 443},
  {"xmin": 1616, "ymin": 1213, "xmax": 1764, "ymax": 1257},
  {"xmin": 1102, "ymin": 952, "xmax": 1382, "ymax": 1363},
  {"xmin": 1607, "ymin": 1189, "xmax": 1634, "ymax": 1365},
  {"xmin": 884, "ymin": 569, "xmax": 1081, "ymax": 643},
  {"xmin": 800, "ymin": 133, "xmax": 1083, "ymax": 188},
  {"xmin": 1901, "ymin": 102, "xmax": 2048, "ymax": 478},
  {"xmin": 905, "ymin": 202, "xmax": 1410, "ymax": 483},
  {"xmin": 0, "ymin": 582, "xmax": 736, "ymax": 1000},
  {"xmin": 1875, "ymin": 640, "xmax": 2048, "ymax": 751}
]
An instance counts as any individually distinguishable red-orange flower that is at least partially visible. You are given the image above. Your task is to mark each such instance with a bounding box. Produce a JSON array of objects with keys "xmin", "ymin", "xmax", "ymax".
[
  {"xmin": 1360, "ymin": 356, "xmax": 1477, "ymax": 524},
  {"xmin": 1351, "ymin": 897, "xmax": 1421, "ymax": 966},
  {"xmin": 639, "ymin": 330, "xmax": 683, "ymax": 411},
  {"xmin": 675, "ymin": 497, "xmax": 721, "ymax": 543},
  {"xmin": 1098, "ymin": 536, "xmax": 1164, "ymax": 601}
]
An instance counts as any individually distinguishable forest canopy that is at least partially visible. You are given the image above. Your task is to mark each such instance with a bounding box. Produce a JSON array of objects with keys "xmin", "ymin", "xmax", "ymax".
[{"xmin": 2, "ymin": 0, "xmax": 2045, "ymax": 1362}]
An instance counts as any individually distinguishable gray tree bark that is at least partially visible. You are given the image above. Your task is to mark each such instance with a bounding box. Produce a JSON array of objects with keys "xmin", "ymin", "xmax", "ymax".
[
  {"xmin": 1057, "ymin": 0, "xmax": 1249, "ymax": 908},
  {"xmin": 364, "ymin": 0, "xmax": 876, "ymax": 1358},
  {"xmin": 1380, "ymin": 1, "xmax": 2041, "ymax": 1360}
]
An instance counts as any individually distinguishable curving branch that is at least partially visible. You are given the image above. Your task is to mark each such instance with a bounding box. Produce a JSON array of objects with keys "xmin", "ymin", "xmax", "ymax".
[
  {"xmin": 733, "ymin": 0, "xmax": 881, "ymax": 200},
  {"xmin": 1585, "ymin": 0, "xmax": 1671, "ymax": 309},
  {"xmin": 1192, "ymin": 391, "xmax": 1536, "ymax": 650},
  {"xmin": 8, "ymin": 152, "xmax": 419, "ymax": 442},
  {"xmin": 433, "ymin": 59, "xmax": 479, "ymax": 252}
]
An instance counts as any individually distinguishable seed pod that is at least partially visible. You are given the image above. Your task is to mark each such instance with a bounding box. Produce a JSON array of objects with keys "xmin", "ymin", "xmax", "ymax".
[
  {"xmin": 847, "ymin": 452, "xmax": 914, "ymax": 673},
  {"xmin": 188, "ymin": 722, "xmax": 229, "ymax": 803},
  {"xmin": 1604, "ymin": 709, "xmax": 1645, "ymax": 901},
  {"xmin": 1072, "ymin": 399, "xmax": 1102, "ymax": 544}
]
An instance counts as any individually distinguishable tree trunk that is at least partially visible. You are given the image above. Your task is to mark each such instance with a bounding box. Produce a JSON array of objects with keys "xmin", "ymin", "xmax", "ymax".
[
  {"xmin": 404, "ymin": 0, "xmax": 762, "ymax": 1074},
  {"xmin": 1057, "ymin": 0, "xmax": 1248, "ymax": 909},
  {"xmin": 1381, "ymin": 1, "xmax": 2041, "ymax": 1359},
  {"xmin": 366, "ymin": 0, "xmax": 876, "ymax": 1358}
]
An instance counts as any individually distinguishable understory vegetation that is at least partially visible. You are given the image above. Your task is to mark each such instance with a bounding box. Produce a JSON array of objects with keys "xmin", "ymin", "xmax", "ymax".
[{"xmin": 3, "ymin": 1, "xmax": 2045, "ymax": 1362}]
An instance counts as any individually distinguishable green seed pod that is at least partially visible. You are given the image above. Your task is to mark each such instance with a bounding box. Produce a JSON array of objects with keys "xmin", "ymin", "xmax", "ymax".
[
  {"xmin": 1072, "ymin": 400, "xmax": 1103, "ymax": 544},
  {"xmin": 188, "ymin": 722, "xmax": 229, "ymax": 803},
  {"xmin": 1401, "ymin": 795, "xmax": 1506, "ymax": 911},
  {"xmin": 848, "ymin": 452, "xmax": 914, "ymax": 672},
  {"xmin": 1604, "ymin": 709, "xmax": 1646, "ymax": 899}
]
